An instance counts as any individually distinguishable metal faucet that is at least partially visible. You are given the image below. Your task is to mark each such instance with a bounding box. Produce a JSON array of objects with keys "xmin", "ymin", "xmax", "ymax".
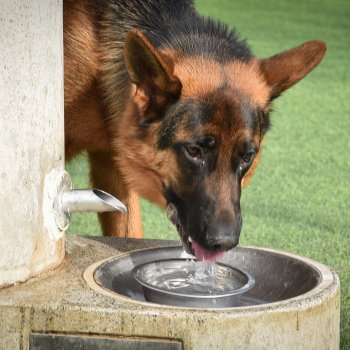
[
  {"xmin": 61, "ymin": 189, "xmax": 127, "ymax": 214},
  {"xmin": 53, "ymin": 172, "xmax": 127, "ymax": 231}
]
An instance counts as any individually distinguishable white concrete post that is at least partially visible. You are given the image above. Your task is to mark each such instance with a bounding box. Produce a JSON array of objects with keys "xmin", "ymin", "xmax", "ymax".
[{"xmin": 0, "ymin": 0, "xmax": 65, "ymax": 287}]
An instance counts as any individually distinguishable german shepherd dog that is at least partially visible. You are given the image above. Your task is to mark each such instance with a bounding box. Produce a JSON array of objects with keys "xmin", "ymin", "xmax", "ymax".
[{"xmin": 64, "ymin": 0, "xmax": 326, "ymax": 261}]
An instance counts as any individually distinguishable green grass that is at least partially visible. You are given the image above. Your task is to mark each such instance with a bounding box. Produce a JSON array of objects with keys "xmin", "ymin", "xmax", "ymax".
[{"xmin": 66, "ymin": 0, "xmax": 350, "ymax": 347}]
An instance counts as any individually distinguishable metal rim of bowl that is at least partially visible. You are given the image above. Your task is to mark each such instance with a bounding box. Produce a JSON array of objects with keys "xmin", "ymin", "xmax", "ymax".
[{"xmin": 131, "ymin": 258, "xmax": 255, "ymax": 299}]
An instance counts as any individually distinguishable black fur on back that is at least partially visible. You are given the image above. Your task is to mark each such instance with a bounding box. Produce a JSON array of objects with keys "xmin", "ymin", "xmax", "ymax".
[{"xmin": 101, "ymin": 0, "xmax": 252, "ymax": 62}]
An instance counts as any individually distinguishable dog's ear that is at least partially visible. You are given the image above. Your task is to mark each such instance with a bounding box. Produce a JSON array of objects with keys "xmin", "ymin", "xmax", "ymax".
[
  {"xmin": 260, "ymin": 40, "xmax": 327, "ymax": 100},
  {"xmin": 124, "ymin": 29, "xmax": 182, "ymax": 122}
]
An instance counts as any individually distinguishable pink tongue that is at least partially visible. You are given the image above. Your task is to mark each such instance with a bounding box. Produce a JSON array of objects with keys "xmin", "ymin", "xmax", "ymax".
[{"xmin": 191, "ymin": 239, "xmax": 227, "ymax": 262}]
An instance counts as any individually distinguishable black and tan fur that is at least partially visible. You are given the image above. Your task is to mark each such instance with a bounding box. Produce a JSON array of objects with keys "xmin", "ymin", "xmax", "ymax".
[{"xmin": 64, "ymin": 0, "xmax": 326, "ymax": 255}]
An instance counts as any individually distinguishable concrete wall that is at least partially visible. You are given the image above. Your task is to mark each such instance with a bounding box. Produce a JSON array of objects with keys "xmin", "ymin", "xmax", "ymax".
[{"xmin": 0, "ymin": 0, "xmax": 64, "ymax": 287}]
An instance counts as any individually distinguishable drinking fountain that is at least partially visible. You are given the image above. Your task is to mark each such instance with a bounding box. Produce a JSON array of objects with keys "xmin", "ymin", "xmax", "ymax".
[{"xmin": 0, "ymin": 1, "xmax": 340, "ymax": 349}]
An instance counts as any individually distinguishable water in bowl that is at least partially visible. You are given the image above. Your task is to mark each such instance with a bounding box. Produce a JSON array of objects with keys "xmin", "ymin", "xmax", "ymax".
[{"xmin": 137, "ymin": 259, "xmax": 246, "ymax": 295}]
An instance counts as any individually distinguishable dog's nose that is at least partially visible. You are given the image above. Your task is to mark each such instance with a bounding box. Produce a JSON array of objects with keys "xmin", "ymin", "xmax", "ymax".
[
  {"xmin": 208, "ymin": 234, "xmax": 239, "ymax": 251},
  {"xmin": 204, "ymin": 211, "xmax": 242, "ymax": 251}
]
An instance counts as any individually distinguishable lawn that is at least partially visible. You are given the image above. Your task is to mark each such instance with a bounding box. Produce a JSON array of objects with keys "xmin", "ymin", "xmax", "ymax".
[{"xmin": 66, "ymin": 0, "xmax": 350, "ymax": 348}]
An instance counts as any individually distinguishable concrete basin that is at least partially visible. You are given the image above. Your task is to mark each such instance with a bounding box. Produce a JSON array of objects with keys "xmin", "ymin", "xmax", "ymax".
[
  {"xmin": 84, "ymin": 242, "xmax": 340, "ymax": 349},
  {"xmin": 0, "ymin": 236, "xmax": 340, "ymax": 350}
]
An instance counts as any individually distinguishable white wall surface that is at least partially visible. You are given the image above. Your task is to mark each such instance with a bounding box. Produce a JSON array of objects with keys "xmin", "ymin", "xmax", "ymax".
[{"xmin": 0, "ymin": 0, "xmax": 65, "ymax": 287}]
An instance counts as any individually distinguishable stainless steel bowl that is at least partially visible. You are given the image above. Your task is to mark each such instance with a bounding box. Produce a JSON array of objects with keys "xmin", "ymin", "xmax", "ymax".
[{"xmin": 132, "ymin": 259, "xmax": 255, "ymax": 308}]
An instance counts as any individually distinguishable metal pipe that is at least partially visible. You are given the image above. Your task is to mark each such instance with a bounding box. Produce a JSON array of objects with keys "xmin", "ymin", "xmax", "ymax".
[
  {"xmin": 61, "ymin": 189, "xmax": 127, "ymax": 214},
  {"xmin": 53, "ymin": 174, "xmax": 128, "ymax": 231}
]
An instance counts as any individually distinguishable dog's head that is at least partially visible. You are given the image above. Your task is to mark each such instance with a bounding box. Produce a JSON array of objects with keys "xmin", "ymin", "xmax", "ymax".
[{"xmin": 117, "ymin": 29, "xmax": 326, "ymax": 261}]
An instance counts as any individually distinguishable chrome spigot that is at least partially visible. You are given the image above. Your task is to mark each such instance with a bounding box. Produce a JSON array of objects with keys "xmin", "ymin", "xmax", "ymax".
[{"xmin": 53, "ymin": 171, "xmax": 127, "ymax": 231}]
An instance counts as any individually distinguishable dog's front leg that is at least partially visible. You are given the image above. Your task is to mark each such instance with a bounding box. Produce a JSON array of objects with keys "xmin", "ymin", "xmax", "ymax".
[{"xmin": 88, "ymin": 150, "xmax": 143, "ymax": 238}]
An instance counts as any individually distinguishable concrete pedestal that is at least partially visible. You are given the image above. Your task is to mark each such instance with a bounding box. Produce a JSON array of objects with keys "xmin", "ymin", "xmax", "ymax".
[
  {"xmin": 0, "ymin": 0, "xmax": 65, "ymax": 287},
  {"xmin": 0, "ymin": 236, "xmax": 340, "ymax": 350}
]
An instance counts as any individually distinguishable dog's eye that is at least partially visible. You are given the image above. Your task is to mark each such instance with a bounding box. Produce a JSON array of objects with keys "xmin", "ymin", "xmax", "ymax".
[
  {"xmin": 241, "ymin": 151, "xmax": 255, "ymax": 165},
  {"xmin": 184, "ymin": 145, "xmax": 203, "ymax": 162}
]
